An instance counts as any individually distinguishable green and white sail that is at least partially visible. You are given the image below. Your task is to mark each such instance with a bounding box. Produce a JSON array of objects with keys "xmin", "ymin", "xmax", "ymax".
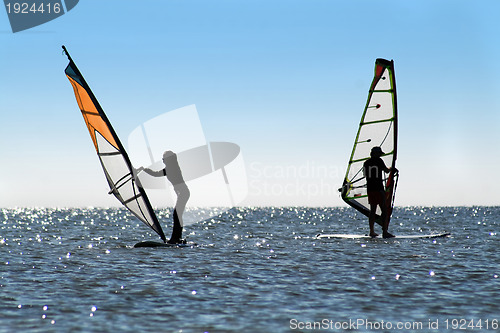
[{"xmin": 339, "ymin": 58, "xmax": 398, "ymax": 224}]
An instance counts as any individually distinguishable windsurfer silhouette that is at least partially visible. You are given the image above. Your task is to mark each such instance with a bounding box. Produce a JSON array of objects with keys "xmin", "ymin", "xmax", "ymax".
[
  {"xmin": 363, "ymin": 146, "xmax": 396, "ymax": 238},
  {"xmin": 137, "ymin": 151, "xmax": 190, "ymax": 244}
]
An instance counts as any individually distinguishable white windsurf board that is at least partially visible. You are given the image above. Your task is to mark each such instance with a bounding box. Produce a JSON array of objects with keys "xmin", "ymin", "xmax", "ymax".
[{"xmin": 316, "ymin": 233, "xmax": 450, "ymax": 240}]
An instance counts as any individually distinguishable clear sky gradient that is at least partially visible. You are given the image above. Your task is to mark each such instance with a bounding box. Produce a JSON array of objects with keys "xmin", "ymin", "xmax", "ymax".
[{"xmin": 1, "ymin": 0, "xmax": 499, "ymax": 207}]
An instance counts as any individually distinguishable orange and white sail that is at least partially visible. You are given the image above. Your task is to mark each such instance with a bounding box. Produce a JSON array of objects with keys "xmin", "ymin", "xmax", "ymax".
[{"xmin": 63, "ymin": 46, "xmax": 166, "ymax": 242}]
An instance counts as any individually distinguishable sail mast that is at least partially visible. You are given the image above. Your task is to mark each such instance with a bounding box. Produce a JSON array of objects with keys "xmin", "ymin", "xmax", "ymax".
[
  {"xmin": 386, "ymin": 60, "xmax": 398, "ymax": 221},
  {"xmin": 390, "ymin": 59, "xmax": 398, "ymax": 169}
]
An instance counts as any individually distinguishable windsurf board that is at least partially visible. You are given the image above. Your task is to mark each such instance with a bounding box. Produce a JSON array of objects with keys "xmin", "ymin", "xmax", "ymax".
[{"xmin": 316, "ymin": 233, "xmax": 450, "ymax": 240}]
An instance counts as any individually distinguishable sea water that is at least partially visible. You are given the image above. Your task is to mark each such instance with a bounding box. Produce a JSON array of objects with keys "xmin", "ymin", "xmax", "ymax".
[{"xmin": 0, "ymin": 207, "xmax": 498, "ymax": 332}]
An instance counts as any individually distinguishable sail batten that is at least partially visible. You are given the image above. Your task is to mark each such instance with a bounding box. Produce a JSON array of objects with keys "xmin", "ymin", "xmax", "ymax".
[
  {"xmin": 98, "ymin": 152, "xmax": 122, "ymax": 157},
  {"xmin": 350, "ymin": 152, "xmax": 395, "ymax": 164},
  {"xmin": 62, "ymin": 46, "xmax": 167, "ymax": 243},
  {"xmin": 361, "ymin": 118, "xmax": 394, "ymax": 125},
  {"xmin": 123, "ymin": 194, "xmax": 143, "ymax": 205},
  {"xmin": 340, "ymin": 59, "xmax": 399, "ymax": 224}
]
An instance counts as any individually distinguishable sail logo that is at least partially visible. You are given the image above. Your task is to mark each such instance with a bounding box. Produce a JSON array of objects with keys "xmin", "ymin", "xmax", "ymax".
[
  {"xmin": 128, "ymin": 105, "xmax": 248, "ymax": 225},
  {"xmin": 4, "ymin": 0, "xmax": 78, "ymax": 33}
]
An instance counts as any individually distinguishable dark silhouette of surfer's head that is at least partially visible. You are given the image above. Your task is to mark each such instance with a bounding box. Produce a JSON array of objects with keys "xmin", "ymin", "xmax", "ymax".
[
  {"xmin": 370, "ymin": 146, "xmax": 384, "ymax": 158},
  {"xmin": 162, "ymin": 150, "xmax": 185, "ymax": 186},
  {"xmin": 162, "ymin": 150, "xmax": 177, "ymax": 165}
]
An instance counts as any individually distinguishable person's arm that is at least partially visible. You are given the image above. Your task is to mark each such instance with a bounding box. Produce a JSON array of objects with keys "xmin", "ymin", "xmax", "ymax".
[
  {"xmin": 136, "ymin": 166, "xmax": 165, "ymax": 178},
  {"xmin": 385, "ymin": 165, "xmax": 398, "ymax": 174},
  {"xmin": 380, "ymin": 159, "xmax": 391, "ymax": 173}
]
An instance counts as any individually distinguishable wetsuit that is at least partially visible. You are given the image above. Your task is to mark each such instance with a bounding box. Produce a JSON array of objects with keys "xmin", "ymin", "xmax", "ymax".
[{"xmin": 363, "ymin": 156, "xmax": 389, "ymax": 205}]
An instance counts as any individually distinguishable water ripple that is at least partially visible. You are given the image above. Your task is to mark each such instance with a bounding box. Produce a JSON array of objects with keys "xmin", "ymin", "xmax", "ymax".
[{"xmin": 0, "ymin": 207, "xmax": 499, "ymax": 331}]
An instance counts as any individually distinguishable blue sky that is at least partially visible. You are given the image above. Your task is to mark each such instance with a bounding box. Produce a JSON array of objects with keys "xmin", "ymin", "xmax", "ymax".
[{"xmin": 1, "ymin": 0, "xmax": 500, "ymax": 207}]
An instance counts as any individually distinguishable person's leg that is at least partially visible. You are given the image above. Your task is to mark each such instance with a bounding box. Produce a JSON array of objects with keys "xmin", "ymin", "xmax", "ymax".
[
  {"xmin": 168, "ymin": 208, "xmax": 183, "ymax": 243},
  {"xmin": 381, "ymin": 192, "xmax": 394, "ymax": 238},
  {"xmin": 369, "ymin": 204, "xmax": 378, "ymax": 237},
  {"xmin": 175, "ymin": 188, "xmax": 190, "ymax": 229},
  {"xmin": 168, "ymin": 187, "xmax": 190, "ymax": 244}
]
